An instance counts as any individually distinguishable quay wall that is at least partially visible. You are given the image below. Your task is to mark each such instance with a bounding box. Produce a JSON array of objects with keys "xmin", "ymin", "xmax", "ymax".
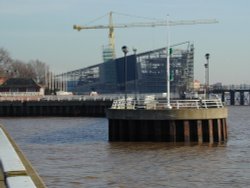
[{"xmin": 0, "ymin": 100, "xmax": 113, "ymax": 117}]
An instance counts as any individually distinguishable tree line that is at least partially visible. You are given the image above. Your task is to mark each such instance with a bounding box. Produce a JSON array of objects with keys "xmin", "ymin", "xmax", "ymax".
[{"xmin": 0, "ymin": 47, "xmax": 49, "ymax": 85}]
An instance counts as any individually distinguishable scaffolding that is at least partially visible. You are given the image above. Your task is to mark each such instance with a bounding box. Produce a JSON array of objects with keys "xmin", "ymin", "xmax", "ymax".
[{"xmin": 58, "ymin": 42, "xmax": 194, "ymax": 95}]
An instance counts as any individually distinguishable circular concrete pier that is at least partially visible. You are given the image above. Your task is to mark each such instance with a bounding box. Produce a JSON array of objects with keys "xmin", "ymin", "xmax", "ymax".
[{"xmin": 106, "ymin": 99, "xmax": 228, "ymax": 143}]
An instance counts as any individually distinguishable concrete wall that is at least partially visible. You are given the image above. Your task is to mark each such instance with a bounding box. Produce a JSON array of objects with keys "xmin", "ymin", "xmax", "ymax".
[{"xmin": 106, "ymin": 108, "xmax": 228, "ymax": 120}]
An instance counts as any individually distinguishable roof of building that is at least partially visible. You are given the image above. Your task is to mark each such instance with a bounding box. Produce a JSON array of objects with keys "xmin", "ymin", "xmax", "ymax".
[{"xmin": 0, "ymin": 78, "xmax": 41, "ymax": 88}]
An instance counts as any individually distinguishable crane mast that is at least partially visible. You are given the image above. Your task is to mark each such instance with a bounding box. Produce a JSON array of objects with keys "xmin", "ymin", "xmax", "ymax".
[
  {"xmin": 73, "ymin": 12, "xmax": 218, "ymax": 60},
  {"xmin": 108, "ymin": 12, "xmax": 115, "ymax": 59}
]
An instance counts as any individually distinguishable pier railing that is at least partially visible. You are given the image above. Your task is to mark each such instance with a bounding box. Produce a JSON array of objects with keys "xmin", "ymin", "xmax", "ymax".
[{"xmin": 111, "ymin": 98, "xmax": 224, "ymax": 110}]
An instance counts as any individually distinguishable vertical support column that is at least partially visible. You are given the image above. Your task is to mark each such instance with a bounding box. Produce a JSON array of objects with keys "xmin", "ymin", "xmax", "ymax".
[
  {"xmin": 208, "ymin": 119, "xmax": 214, "ymax": 144},
  {"xmin": 108, "ymin": 119, "xmax": 115, "ymax": 141},
  {"xmin": 222, "ymin": 118, "xmax": 228, "ymax": 141},
  {"xmin": 221, "ymin": 92, "xmax": 225, "ymax": 103},
  {"xmin": 230, "ymin": 91, "xmax": 235, "ymax": 106},
  {"xmin": 217, "ymin": 119, "xmax": 222, "ymax": 142},
  {"xmin": 240, "ymin": 91, "xmax": 244, "ymax": 106},
  {"xmin": 129, "ymin": 120, "xmax": 136, "ymax": 141},
  {"xmin": 118, "ymin": 120, "xmax": 126, "ymax": 141},
  {"xmin": 141, "ymin": 120, "xmax": 149, "ymax": 141},
  {"xmin": 184, "ymin": 120, "xmax": 190, "ymax": 143},
  {"xmin": 248, "ymin": 91, "xmax": 250, "ymax": 106},
  {"xmin": 197, "ymin": 120, "xmax": 203, "ymax": 144},
  {"xmin": 169, "ymin": 120, "xmax": 176, "ymax": 142},
  {"xmin": 154, "ymin": 121, "xmax": 162, "ymax": 142}
]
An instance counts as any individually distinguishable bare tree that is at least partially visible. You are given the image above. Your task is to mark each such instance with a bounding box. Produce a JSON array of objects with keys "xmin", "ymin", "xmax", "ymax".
[
  {"xmin": 10, "ymin": 60, "xmax": 36, "ymax": 78},
  {"xmin": 0, "ymin": 47, "xmax": 50, "ymax": 86},
  {"xmin": 0, "ymin": 48, "xmax": 12, "ymax": 65},
  {"xmin": 28, "ymin": 60, "xmax": 47, "ymax": 85},
  {"xmin": 0, "ymin": 48, "xmax": 13, "ymax": 76}
]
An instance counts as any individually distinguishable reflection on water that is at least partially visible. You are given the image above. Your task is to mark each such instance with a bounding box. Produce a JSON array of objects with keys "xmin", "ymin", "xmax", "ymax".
[{"xmin": 1, "ymin": 106, "xmax": 250, "ymax": 188}]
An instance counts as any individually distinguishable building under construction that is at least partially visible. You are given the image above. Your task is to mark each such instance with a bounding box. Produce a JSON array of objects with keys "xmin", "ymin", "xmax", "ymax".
[{"xmin": 61, "ymin": 41, "xmax": 194, "ymax": 96}]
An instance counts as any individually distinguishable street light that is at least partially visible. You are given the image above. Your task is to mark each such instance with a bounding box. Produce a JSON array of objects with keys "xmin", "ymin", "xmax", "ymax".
[
  {"xmin": 205, "ymin": 53, "xmax": 210, "ymax": 99},
  {"xmin": 122, "ymin": 45, "xmax": 128, "ymax": 109},
  {"xmin": 133, "ymin": 48, "xmax": 137, "ymax": 102},
  {"xmin": 166, "ymin": 15, "xmax": 172, "ymax": 109}
]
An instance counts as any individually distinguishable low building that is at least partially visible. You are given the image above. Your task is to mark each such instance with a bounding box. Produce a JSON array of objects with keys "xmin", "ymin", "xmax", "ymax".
[{"xmin": 0, "ymin": 78, "xmax": 44, "ymax": 96}]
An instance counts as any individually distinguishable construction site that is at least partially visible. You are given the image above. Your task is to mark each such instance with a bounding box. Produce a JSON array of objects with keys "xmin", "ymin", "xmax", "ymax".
[
  {"xmin": 60, "ymin": 42, "xmax": 193, "ymax": 96},
  {"xmin": 54, "ymin": 12, "xmax": 217, "ymax": 96}
]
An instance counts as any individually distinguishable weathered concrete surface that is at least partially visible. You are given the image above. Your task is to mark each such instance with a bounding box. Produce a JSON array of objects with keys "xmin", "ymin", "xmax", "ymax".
[
  {"xmin": 0, "ymin": 125, "xmax": 47, "ymax": 188},
  {"xmin": 106, "ymin": 108, "xmax": 228, "ymax": 120}
]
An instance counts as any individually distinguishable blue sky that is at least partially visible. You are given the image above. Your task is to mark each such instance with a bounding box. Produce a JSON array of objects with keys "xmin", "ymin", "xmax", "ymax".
[{"xmin": 1, "ymin": 0, "xmax": 250, "ymax": 85}]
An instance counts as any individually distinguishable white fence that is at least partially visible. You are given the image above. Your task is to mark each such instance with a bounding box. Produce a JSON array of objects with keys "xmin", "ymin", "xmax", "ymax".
[
  {"xmin": 111, "ymin": 98, "xmax": 224, "ymax": 110},
  {"xmin": 0, "ymin": 92, "xmax": 42, "ymax": 97}
]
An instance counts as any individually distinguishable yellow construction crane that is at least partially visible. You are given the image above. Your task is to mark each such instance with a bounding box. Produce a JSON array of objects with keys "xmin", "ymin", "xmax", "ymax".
[{"xmin": 73, "ymin": 12, "xmax": 218, "ymax": 60}]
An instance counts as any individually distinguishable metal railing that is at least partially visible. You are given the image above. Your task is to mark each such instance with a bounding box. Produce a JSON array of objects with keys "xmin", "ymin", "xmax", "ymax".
[
  {"xmin": 111, "ymin": 98, "xmax": 224, "ymax": 110},
  {"xmin": 0, "ymin": 92, "xmax": 42, "ymax": 96}
]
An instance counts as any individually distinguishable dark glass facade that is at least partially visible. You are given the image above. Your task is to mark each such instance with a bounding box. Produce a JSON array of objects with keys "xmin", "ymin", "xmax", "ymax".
[{"xmin": 63, "ymin": 43, "xmax": 194, "ymax": 95}]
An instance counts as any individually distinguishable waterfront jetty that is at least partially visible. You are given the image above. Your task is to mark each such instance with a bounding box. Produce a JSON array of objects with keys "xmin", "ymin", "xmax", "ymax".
[
  {"xmin": 0, "ymin": 96, "xmax": 112, "ymax": 117},
  {"xmin": 212, "ymin": 87, "xmax": 250, "ymax": 106},
  {"xmin": 0, "ymin": 125, "xmax": 46, "ymax": 188},
  {"xmin": 106, "ymin": 98, "xmax": 228, "ymax": 143}
]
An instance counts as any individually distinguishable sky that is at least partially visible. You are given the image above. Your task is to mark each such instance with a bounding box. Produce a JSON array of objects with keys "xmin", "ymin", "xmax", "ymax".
[{"xmin": 1, "ymin": 0, "xmax": 250, "ymax": 85}]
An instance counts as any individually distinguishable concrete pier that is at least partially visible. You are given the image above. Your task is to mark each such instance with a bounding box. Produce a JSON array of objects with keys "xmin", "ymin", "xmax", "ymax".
[
  {"xmin": 106, "ymin": 99, "xmax": 228, "ymax": 143},
  {"xmin": 0, "ymin": 125, "xmax": 46, "ymax": 188}
]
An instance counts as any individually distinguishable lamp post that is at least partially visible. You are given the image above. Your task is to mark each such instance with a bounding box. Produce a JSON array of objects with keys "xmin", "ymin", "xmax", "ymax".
[
  {"xmin": 166, "ymin": 15, "xmax": 172, "ymax": 109},
  {"xmin": 205, "ymin": 53, "xmax": 210, "ymax": 99},
  {"xmin": 133, "ymin": 48, "xmax": 137, "ymax": 102},
  {"xmin": 122, "ymin": 46, "xmax": 128, "ymax": 109}
]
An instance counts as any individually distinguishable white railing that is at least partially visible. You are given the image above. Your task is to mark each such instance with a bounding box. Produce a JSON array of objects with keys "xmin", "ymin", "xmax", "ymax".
[
  {"xmin": 0, "ymin": 92, "xmax": 41, "ymax": 96},
  {"xmin": 111, "ymin": 98, "xmax": 224, "ymax": 110}
]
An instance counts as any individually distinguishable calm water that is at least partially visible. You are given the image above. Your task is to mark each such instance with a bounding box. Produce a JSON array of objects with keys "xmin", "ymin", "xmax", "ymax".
[{"xmin": 1, "ymin": 106, "xmax": 250, "ymax": 188}]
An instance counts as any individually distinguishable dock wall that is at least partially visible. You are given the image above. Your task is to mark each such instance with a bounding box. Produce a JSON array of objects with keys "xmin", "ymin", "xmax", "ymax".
[{"xmin": 0, "ymin": 100, "xmax": 112, "ymax": 117}]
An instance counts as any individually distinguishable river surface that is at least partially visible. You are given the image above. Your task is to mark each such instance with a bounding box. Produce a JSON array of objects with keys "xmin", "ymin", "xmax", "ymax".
[{"xmin": 1, "ymin": 106, "xmax": 250, "ymax": 188}]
